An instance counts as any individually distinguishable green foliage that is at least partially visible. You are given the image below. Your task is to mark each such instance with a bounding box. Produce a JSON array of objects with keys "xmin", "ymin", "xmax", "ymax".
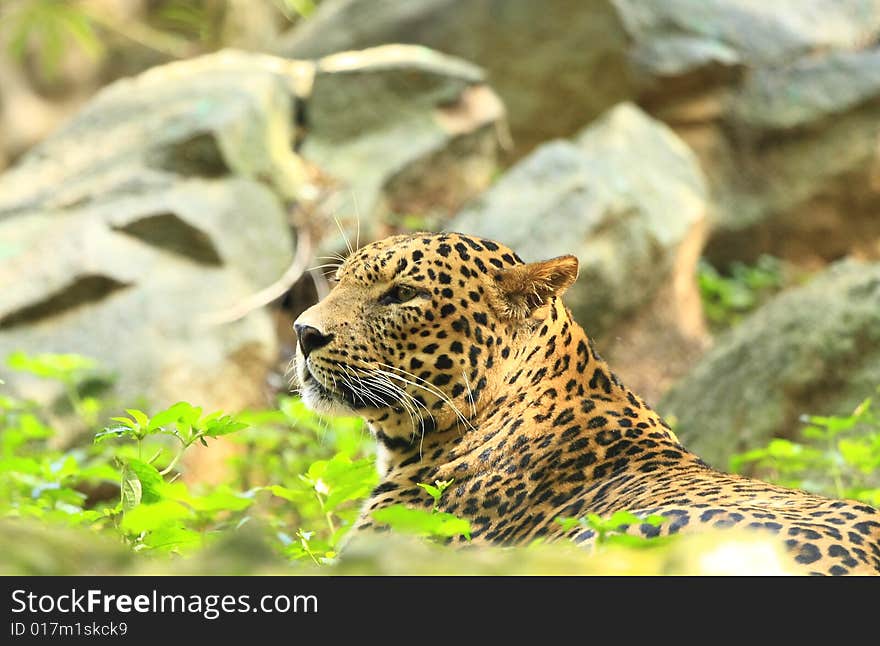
[
  {"xmin": 275, "ymin": 0, "xmax": 317, "ymax": 20},
  {"xmin": 4, "ymin": 349, "xmax": 877, "ymax": 574},
  {"xmin": 0, "ymin": 0, "xmax": 317, "ymax": 81},
  {"xmin": 370, "ymin": 478, "xmax": 471, "ymax": 541},
  {"xmin": 6, "ymin": 351, "xmax": 106, "ymax": 425},
  {"xmin": 2, "ymin": 0, "xmax": 103, "ymax": 78},
  {"xmin": 0, "ymin": 351, "xmax": 375, "ymax": 563},
  {"xmin": 730, "ymin": 394, "xmax": 880, "ymax": 506},
  {"xmin": 417, "ymin": 478, "xmax": 454, "ymax": 511},
  {"xmin": 371, "ymin": 506, "xmax": 471, "ymax": 541},
  {"xmin": 697, "ymin": 255, "xmax": 785, "ymax": 329},
  {"xmin": 556, "ymin": 510, "xmax": 668, "ymax": 550}
]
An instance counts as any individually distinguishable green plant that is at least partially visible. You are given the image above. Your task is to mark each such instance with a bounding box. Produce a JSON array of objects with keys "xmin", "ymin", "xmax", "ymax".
[
  {"xmin": 730, "ymin": 394, "xmax": 880, "ymax": 506},
  {"xmin": 0, "ymin": 0, "xmax": 318, "ymax": 80},
  {"xmin": 370, "ymin": 478, "xmax": 471, "ymax": 542},
  {"xmin": 697, "ymin": 255, "xmax": 785, "ymax": 329},
  {"xmin": 1, "ymin": 352, "xmax": 117, "ymax": 527},
  {"xmin": 2, "ymin": 0, "xmax": 103, "ymax": 78},
  {"xmin": 0, "ymin": 351, "xmax": 377, "ymax": 562},
  {"xmin": 417, "ymin": 478, "xmax": 454, "ymax": 512},
  {"xmin": 556, "ymin": 510, "xmax": 668, "ymax": 550},
  {"xmin": 7, "ymin": 349, "xmax": 875, "ymax": 574},
  {"xmin": 6, "ymin": 351, "xmax": 106, "ymax": 426}
]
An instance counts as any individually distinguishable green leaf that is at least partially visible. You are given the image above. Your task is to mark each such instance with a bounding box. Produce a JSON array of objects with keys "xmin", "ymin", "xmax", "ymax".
[
  {"xmin": 3, "ymin": 1, "xmax": 103, "ymax": 79},
  {"xmin": 555, "ymin": 517, "xmax": 581, "ymax": 532},
  {"xmin": 838, "ymin": 438, "xmax": 880, "ymax": 473},
  {"xmin": 639, "ymin": 514, "xmax": 667, "ymax": 527},
  {"xmin": 6, "ymin": 351, "xmax": 97, "ymax": 382},
  {"xmin": 371, "ymin": 505, "xmax": 471, "ymax": 540},
  {"xmin": 183, "ymin": 487, "xmax": 253, "ymax": 513},
  {"xmin": 121, "ymin": 500, "xmax": 191, "ymax": 533},
  {"xmin": 142, "ymin": 525, "xmax": 201, "ymax": 553},
  {"xmin": 120, "ymin": 465, "xmax": 142, "ymax": 512},
  {"xmin": 800, "ymin": 425, "xmax": 829, "ymax": 441},
  {"xmin": 280, "ymin": 0, "xmax": 317, "ymax": 18},
  {"xmin": 125, "ymin": 459, "xmax": 164, "ymax": 504},
  {"xmin": 77, "ymin": 463, "xmax": 120, "ymax": 482},
  {"xmin": 60, "ymin": 7, "xmax": 103, "ymax": 58},
  {"xmin": 180, "ymin": 404, "xmax": 203, "ymax": 427},
  {"xmin": 309, "ymin": 455, "xmax": 379, "ymax": 510},
  {"xmin": 125, "ymin": 409, "xmax": 149, "ymax": 428},
  {"xmin": 265, "ymin": 484, "xmax": 307, "ymax": 502},
  {"xmin": 203, "ymin": 415, "xmax": 249, "ymax": 437},
  {"xmin": 147, "ymin": 402, "xmax": 190, "ymax": 431},
  {"xmin": 93, "ymin": 426, "xmax": 130, "ymax": 444},
  {"xmin": 604, "ymin": 510, "xmax": 644, "ymax": 530},
  {"xmin": 417, "ymin": 483, "xmax": 442, "ymax": 500}
]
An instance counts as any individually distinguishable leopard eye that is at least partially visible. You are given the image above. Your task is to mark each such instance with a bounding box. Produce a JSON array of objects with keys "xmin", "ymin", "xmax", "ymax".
[{"xmin": 380, "ymin": 284, "xmax": 420, "ymax": 305}]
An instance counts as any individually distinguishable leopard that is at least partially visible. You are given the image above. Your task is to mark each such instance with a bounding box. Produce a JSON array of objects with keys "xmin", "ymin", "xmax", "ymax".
[{"xmin": 292, "ymin": 231, "xmax": 880, "ymax": 575}]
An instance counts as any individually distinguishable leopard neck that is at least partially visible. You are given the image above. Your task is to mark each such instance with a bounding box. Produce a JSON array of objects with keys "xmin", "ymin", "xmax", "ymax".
[{"xmin": 377, "ymin": 298, "xmax": 694, "ymax": 478}]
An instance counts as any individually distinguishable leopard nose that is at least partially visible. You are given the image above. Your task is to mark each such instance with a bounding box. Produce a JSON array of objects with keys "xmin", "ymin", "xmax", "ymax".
[{"xmin": 294, "ymin": 324, "xmax": 334, "ymax": 359}]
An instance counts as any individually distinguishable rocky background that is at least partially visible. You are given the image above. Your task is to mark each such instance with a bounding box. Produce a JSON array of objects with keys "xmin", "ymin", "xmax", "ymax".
[{"xmin": 2, "ymin": 0, "xmax": 880, "ymax": 471}]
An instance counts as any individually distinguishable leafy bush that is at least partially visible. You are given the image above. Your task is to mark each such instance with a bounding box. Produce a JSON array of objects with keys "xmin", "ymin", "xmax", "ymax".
[
  {"xmin": 697, "ymin": 255, "xmax": 786, "ymax": 330},
  {"xmin": 0, "ymin": 351, "xmax": 475, "ymax": 567},
  {"xmin": 556, "ymin": 511, "xmax": 668, "ymax": 549},
  {"xmin": 6, "ymin": 352, "xmax": 875, "ymax": 574},
  {"xmin": 0, "ymin": 351, "xmax": 376, "ymax": 565},
  {"xmin": 730, "ymin": 394, "xmax": 880, "ymax": 506}
]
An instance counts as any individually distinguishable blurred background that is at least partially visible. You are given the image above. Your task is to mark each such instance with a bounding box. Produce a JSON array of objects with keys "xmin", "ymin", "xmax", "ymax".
[{"xmin": 1, "ymin": 0, "xmax": 879, "ymax": 573}]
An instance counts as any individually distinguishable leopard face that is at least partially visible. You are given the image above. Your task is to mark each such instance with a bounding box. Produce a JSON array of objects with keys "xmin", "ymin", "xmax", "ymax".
[{"xmin": 294, "ymin": 232, "xmax": 576, "ymax": 453}]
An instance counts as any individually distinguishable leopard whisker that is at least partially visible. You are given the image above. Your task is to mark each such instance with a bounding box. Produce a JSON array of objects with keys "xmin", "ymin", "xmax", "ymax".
[
  {"xmin": 461, "ymin": 369, "xmax": 477, "ymax": 418},
  {"xmin": 374, "ymin": 364, "xmax": 475, "ymax": 434},
  {"xmin": 344, "ymin": 366, "xmax": 431, "ymax": 449}
]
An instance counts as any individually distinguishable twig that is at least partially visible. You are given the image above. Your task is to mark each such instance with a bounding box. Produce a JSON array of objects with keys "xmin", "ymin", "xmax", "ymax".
[{"xmin": 199, "ymin": 228, "xmax": 314, "ymax": 326}]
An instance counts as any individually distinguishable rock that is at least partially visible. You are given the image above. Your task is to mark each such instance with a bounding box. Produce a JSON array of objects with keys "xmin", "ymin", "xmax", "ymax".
[
  {"xmin": 623, "ymin": 3, "xmax": 880, "ymax": 266},
  {"xmin": 450, "ymin": 103, "xmax": 709, "ymax": 402},
  {"xmin": 703, "ymin": 49, "xmax": 880, "ymax": 265},
  {"xmin": 0, "ymin": 50, "xmax": 312, "ymax": 216},
  {"xmin": 299, "ymin": 44, "xmax": 505, "ymax": 249},
  {"xmin": 276, "ymin": 0, "xmax": 635, "ymax": 156},
  {"xmin": 274, "ymin": 0, "xmax": 880, "ymax": 268},
  {"xmin": 0, "ymin": 51, "xmax": 305, "ymax": 414},
  {"xmin": 659, "ymin": 260, "xmax": 880, "ymax": 468},
  {"xmin": 618, "ymin": 0, "xmax": 880, "ymax": 72},
  {"xmin": 277, "ymin": 1, "xmax": 880, "ymax": 155},
  {"xmin": 0, "ymin": 46, "xmax": 504, "ymax": 415},
  {"xmin": 0, "ymin": 178, "xmax": 293, "ymax": 414}
]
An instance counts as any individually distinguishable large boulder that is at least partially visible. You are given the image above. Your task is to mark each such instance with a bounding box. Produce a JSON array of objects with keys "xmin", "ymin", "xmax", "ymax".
[
  {"xmin": 0, "ymin": 51, "xmax": 304, "ymax": 413},
  {"xmin": 450, "ymin": 103, "xmax": 709, "ymax": 403},
  {"xmin": 276, "ymin": 0, "xmax": 880, "ymax": 154},
  {"xmin": 659, "ymin": 260, "xmax": 880, "ymax": 468},
  {"xmin": 276, "ymin": 0, "xmax": 635, "ymax": 156},
  {"xmin": 0, "ymin": 47, "xmax": 504, "ymax": 414},
  {"xmin": 299, "ymin": 44, "xmax": 505, "ymax": 250},
  {"xmin": 626, "ymin": 2, "xmax": 880, "ymax": 267},
  {"xmin": 702, "ymin": 49, "xmax": 880, "ymax": 265},
  {"xmin": 618, "ymin": 0, "xmax": 880, "ymax": 75},
  {"xmin": 0, "ymin": 178, "xmax": 293, "ymax": 414},
  {"xmin": 275, "ymin": 0, "xmax": 880, "ymax": 267},
  {"xmin": 0, "ymin": 50, "xmax": 312, "ymax": 216}
]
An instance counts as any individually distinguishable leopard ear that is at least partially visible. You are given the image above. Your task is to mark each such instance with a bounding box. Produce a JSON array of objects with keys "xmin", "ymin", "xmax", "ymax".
[{"xmin": 491, "ymin": 255, "xmax": 579, "ymax": 320}]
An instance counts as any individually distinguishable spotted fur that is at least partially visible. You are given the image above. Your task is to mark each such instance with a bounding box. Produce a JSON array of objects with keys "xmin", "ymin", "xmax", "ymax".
[{"xmin": 293, "ymin": 232, "xmax": 880, "ymax": 575}]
